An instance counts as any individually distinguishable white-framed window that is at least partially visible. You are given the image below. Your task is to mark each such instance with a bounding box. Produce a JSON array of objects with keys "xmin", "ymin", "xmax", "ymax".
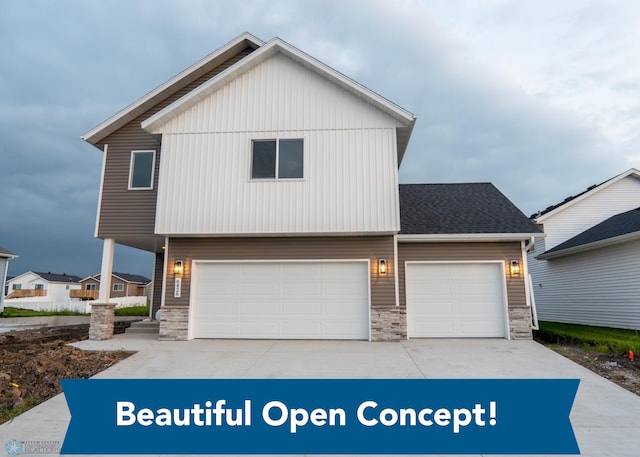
[
  {"xmin": 128, "ymin": 150, "xmax": 156, "ymax": 190},
  {"xmin": 12, "ymin": 284, "xmax": 21, "ymax": 291},
  {"xmin": 85, "ymin": 283, "xmax": 97, "ymax": 291},
  {"xmin": 251, "ymin": 139, "xmax": 303, "ymax": 180},
  {"xmin": 34, "ymin": 284, "xmax": 44, "ymax": 290},
  {"xmin": 113, "ymin": 283, "xmax": 124, "ymax": 292}
]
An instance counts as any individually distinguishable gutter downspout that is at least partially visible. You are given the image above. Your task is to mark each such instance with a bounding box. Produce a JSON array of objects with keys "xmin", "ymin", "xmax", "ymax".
[{"xmin": 522, "ymin": 238, "xmax": 539, "ymax": 330}]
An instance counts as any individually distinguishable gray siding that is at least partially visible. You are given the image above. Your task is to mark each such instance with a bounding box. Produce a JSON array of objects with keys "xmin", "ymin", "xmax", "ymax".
[
  {"xmin": 531, "ymin": 239, "xmax": 640, "ymax": 329},
  {"xmin": 151, "ymin": 252, "xmax": 164, "ymax": 318},
  {"xmin": 97, "ymin": 48, "xmax": 254, "ymax": 251},
  {"xmin": 165, "ymin": 236, "xmax": 396, "ymax": 310}
]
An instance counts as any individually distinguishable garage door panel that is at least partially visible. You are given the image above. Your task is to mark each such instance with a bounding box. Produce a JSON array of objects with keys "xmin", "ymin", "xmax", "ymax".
[
  {"xmin": 407, "ymin": 263, "xmax": 506, "ymax": 338},
  {"xmin": 193, "ymin": 261, "xmax": 369, "ymax": 340}
]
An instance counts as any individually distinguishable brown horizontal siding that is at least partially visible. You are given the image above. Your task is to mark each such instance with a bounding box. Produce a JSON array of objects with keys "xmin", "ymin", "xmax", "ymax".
[
  {"xmin": 397, "ymin": 242, "xmax": 525, "ymax": 310},
  {"xmin": 165, "ymin": 236, "xmax": 396, "ymax": 309},
  {"xmin": 97, "ymin": 48, "xmax": 255, "ymax": 246}
]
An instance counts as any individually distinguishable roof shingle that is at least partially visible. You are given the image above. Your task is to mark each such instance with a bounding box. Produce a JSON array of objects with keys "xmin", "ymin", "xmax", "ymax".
[{"xmin": 399, "ymin": 183, "xmax": 542, "ymax": 235}]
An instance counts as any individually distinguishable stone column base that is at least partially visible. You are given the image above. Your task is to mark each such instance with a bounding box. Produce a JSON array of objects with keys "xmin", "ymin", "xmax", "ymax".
[{"xmin": 89, "ymin": 303, "xmax": 116, "ymax": 340}]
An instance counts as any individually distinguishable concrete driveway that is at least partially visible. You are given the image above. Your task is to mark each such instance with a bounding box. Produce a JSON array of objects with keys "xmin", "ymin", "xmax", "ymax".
[{"xmin": 1, "ymin": 335, "xmax": 639, "ymax": 456}]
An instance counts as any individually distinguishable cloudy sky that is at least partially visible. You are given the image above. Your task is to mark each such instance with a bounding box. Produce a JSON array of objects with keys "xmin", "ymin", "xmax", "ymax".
[{"xmin": 1, "ymin": 0, "xmax": 639, "ymax": 279}]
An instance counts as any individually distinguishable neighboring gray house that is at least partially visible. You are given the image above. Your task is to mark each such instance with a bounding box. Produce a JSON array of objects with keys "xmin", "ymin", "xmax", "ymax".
[
  {"xmin": 0, "ymin": 246, "xmax": 18, "ymax": 312},
  {"xmin": 82, "ymin": 32, "xmax": 541, "ymax": 341},
  {"xmin": 528, "ymin": 168, "xmax": 640, "ymax": 329}
]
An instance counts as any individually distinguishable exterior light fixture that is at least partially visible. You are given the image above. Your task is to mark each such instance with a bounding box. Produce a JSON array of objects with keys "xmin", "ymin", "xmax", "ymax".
[
  {"xmin": 174, "ymin": 260, "xmax": 184, "ymax": 275},
  {"xmin": 378, "ymin": 259, "xmax": 387, "ymax": 275},
  {"xmin": 509, "ymin": 259, "xmax": 520, "ymax": 276}
]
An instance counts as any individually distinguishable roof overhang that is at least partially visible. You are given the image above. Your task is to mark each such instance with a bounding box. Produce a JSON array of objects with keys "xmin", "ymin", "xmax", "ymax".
[
  {"xmin": 0, "ymin": 252, "xmax": 17, "ymax": 259},
  {"xmin": 536, "ymin": 231, "xmax": 640, "ymax": 260},
  {"xmin": 81, "ymin": 32, "xmax": 265, "ymax": 146},
  {"xmin": 141, "ymin": 37, "xmax": 416, "ymax": 159},
  {"xmin": 534, "ymin": 168, "xmax": 640, "ymax": 222},
  {"xmin": 397, "ymin": 233, "xmax": 545, "ymax": 243}
]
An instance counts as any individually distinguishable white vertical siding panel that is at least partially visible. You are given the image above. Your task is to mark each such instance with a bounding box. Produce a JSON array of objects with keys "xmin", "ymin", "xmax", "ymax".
[
  {"xmin": 155, "ymin": 129, "xmax": 398, "ymax": 235},
  {"xmin": 529, "ymin": 240, "xmax": 640, "ymax": 329},
  {"xmin": 157, "ymin": 54, "xmax": 400, "ymax": 134}
]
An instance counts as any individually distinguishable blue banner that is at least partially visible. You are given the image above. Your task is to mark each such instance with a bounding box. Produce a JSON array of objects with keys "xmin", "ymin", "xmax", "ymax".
[{"xmin": 61, "ymin": 379, "xmax": 579, "ymax": 454}]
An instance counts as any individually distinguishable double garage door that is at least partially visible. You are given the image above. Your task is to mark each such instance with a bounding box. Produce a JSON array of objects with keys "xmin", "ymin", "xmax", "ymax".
[
  {"xmin": 191, "ymin": 261, "xmax": 370, "ymax": 340},
  {"xmin": 406, "ymin": 262, "xmax": 507, "ymax": 338}
]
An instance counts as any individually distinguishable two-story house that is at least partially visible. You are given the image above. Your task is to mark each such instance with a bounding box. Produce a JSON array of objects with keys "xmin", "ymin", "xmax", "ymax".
[
  {"xmin": 528, "ymin": 168, "xmax": 640, "ymax": 329},
  {"xmin": 82, "ymin": 33, "xmax": 541, "ymax": 341}
]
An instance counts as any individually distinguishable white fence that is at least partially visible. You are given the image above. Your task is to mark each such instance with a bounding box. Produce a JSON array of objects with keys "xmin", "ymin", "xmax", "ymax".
[{"xmin": 4, "ymin": 296, "xmax": 148, "ymax": 314}]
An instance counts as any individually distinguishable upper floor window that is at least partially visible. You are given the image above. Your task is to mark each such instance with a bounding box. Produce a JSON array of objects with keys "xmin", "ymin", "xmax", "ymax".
[
  {"xmin": 251, "ymin": 139, "xmax": 303, "ymax": 180},
  {"xmin": 85, "ymin": 283, "xmax": 97, "ymax": 291},
  {"xmin": 129, "ymin": 150, "xmax": 156, "ymax": 190},
  {"xmin": 12, "ymin": 284, "xmax": 21, "ymax": 291},
  {"xmin": 113, "ymin": 283, "xmax": 124, "ymax": 292},
  {"xmin": 34, "ymin": 284, "xmax": 44, "ymax": 290}
]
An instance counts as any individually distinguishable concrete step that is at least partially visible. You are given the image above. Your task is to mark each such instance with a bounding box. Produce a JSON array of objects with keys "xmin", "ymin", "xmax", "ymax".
[{"xmin": 125, "ymin": 320, "xmax": 160, "ymax": 334}]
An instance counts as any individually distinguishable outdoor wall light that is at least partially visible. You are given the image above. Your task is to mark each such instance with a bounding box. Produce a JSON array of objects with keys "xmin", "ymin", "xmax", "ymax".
[
  {"xmin": 509, "ymin": 259, "xmax": 520, "ymax": 276},
  {"xmin": 174, "ymin": 260, "xmax": 184, "ymax": 275},
  {"xmin": 378, "ymin": 259, "xmax": 387, "ymax": 275}
]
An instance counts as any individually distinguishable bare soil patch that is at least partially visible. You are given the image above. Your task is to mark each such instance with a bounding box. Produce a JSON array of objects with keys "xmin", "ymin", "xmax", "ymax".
[
  {"xmin": 544, "ymin": 344, "xmax": 640, "ymax": 396},
  {"xmin": 0, "ymin": 325, "xmax": 133, "ymax": 424}
]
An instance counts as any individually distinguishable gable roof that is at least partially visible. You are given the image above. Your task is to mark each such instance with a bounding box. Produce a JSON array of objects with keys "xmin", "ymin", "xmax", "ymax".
[
  {"xmin": 537, "ymin": 207, "xmax": 640, "ymax": 260},
  {"xmin": 83, "ymin": 272, "xmax": 152, "ymax": 285},
  {"xmin": 531, "ymin": 168, "xmax": 640, "ymax": 221},
  {"xmin": 0, "ymin": 246, "xmax": 17, "ymax": 258},
  {"xmin": 398, "ymin": 183, "xmax": 542, "ymax": 240},
  {"xmin": 141, "ymin": 36, "xmax": 416, "ymax": 162},
  {"xmin": 27, "ymin": 272, "xmax": 82, "ymax": 283},
  {"xmin": 82, "ymin": 32, "xmax": 264, "ymax": 145}
]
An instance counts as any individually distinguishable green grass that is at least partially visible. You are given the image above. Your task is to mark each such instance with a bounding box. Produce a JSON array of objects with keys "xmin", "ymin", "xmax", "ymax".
[
  {"xmin": 0, "ymin": 396, "xmax": 40, "ymax": 425},
  {"xmin": 114, "ymin": 305, "xmax": 150, "ymax": 316},
  {"xmin": 535, "ymin": 321, "xmax": 640, "ymax": 354},
  {"xmin": 0, "ymin": 307, "xmax": 87, "ymax": 318}
]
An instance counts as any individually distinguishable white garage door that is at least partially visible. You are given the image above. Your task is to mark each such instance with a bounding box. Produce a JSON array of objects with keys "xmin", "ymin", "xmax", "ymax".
[
  {"xmin": 192, "ymin": 261, "xmax": 369, "ymax": 340},
  {"xmin": 406, "ymin": 262, "xmax": 507, "ymax": 338}
]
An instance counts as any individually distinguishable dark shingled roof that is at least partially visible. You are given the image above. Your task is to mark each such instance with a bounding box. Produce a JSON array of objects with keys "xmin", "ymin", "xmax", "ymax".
[
  {"xmin": 33, "ymin": 272, "xmax": 82, "ymax": 283},
  {"xmin": 113, "ymin": 272, "xmax": 151, "ymax": 284},
  {"xmin": 0, "ymin": 246, "xmax": 16, "ymax": 257},
  {"xmin": 541, "ymin": 208, "xmax": 640, "ymax": 257},
  {"xmin": 399, "ymin": 183, "xmax": 542, "ymax": 235}
]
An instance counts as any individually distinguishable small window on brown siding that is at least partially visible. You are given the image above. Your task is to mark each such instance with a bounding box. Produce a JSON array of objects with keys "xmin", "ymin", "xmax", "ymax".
[{"xmin": 129, "ymin": 150, "xmax": 156, "ymax": 190}]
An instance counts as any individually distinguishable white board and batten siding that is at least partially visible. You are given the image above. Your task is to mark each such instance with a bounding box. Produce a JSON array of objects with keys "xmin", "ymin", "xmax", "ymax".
[
  {"xmin": 532, "ymin": 239, "xmax": 640, "ymax": 330},
  {"xmin": 152, "ymin": 53, "xmax": 402, "ymax": 235}
]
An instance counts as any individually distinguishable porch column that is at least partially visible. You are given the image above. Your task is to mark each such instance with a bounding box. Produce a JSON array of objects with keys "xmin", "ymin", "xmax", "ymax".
[{"xmin": 89, "ymin": 238, "xmax": 115, "ymax": 340}]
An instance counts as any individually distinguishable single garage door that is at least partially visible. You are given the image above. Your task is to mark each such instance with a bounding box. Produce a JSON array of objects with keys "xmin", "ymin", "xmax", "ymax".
[
  {"xmin": 192, "ymin": 261, "xmax": 370, "ymax": 339},
  {"xmin": 406, "ymin": 262, "xmax": 507, "ymax": 338}
]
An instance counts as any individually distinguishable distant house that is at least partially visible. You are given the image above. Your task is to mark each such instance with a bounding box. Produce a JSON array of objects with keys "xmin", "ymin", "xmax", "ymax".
[
  {"xmin": 76, "ymin": 272, "xmax": 151, "ymax": 302},
  {"xmin": 5, "ymin": 271, "xmax": 82, "ymax": 311},
  {"xmin": 528, "ymin": 168, "xmax": 640, "ymax": 330},
  {"xmin": 0, "ymin": 246, "xmax": 18, "ymax": 312}
]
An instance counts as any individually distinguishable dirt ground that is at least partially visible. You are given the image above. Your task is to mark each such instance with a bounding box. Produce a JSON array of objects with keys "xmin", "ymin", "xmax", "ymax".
[
  {"xmin": 0, "ymin": 325, "xmax": 133, "ymax": 423},
  {"xmin": 1, "ymin": 326, "xmax": 638, "ymax": 425},
  {"xmin": 544, "ymin": 344, "xmax": 640, "ymax": 396}
]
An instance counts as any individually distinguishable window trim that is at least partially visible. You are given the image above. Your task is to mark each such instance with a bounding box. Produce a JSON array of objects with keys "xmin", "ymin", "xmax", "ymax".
[
  {"xmin": 85, "ymin": 283, "xmax": 97, "ymax": 291},
  {"xmin": 34, "ymin": 283, "xmax": 44, "ymax": 291},
  {"xmin": 250, "ymin": 138, "xmax": 304, "ymax": 181},
  {"xmin": 128, "ymin": 150, "xmax": 156, "ymax": 190},
  {"xmin": 112, "ymin": 283, "xmax": 124, "ymax": 292}
]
